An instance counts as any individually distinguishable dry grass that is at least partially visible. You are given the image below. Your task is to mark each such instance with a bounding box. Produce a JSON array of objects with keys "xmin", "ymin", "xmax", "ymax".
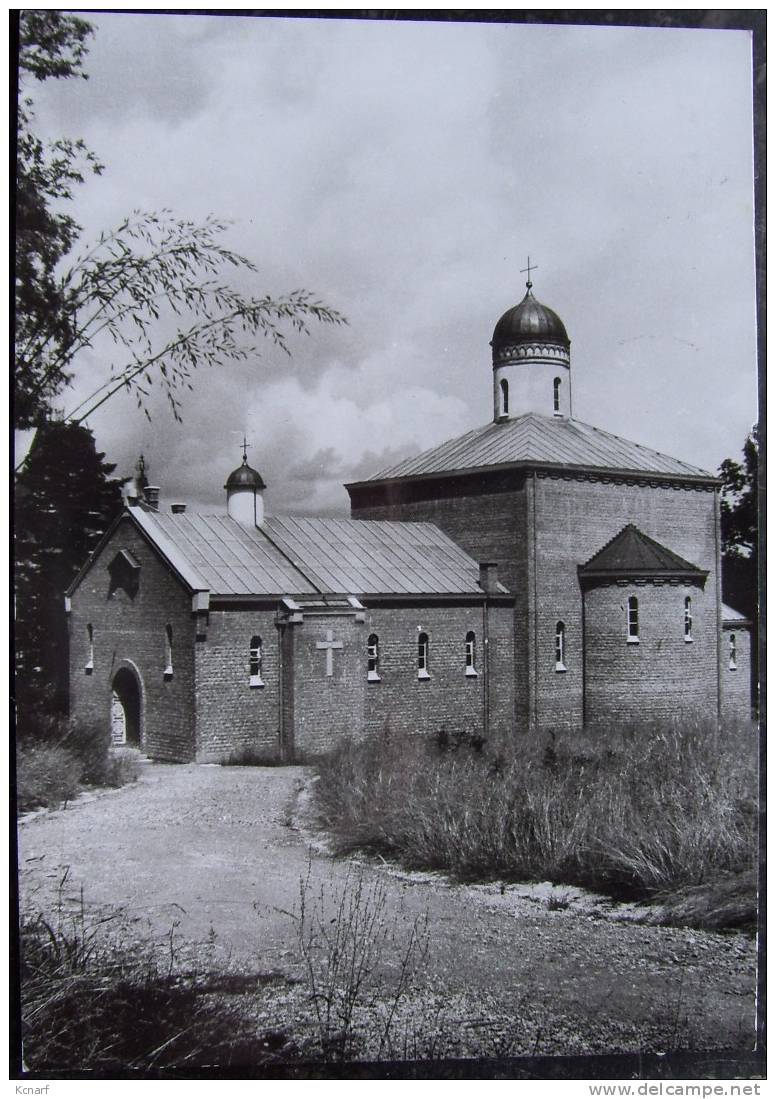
[
  {"xmin": 314, "ymin": 720, "xmax": 759, "ymax": 928},
  {"xmin": 16, "ymin": 710, "xmax": 140, "ymax": 814},
  {"xmin": 19, "ymin": 896, "xmax": 297, "ymax": 1071}
]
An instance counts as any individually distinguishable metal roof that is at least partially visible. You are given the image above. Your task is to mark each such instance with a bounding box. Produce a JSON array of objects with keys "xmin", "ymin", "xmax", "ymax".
[
  {"xmin": 722, "ymin": 603, "xmax": 752, "ymax": 625},
  {"xmin": 131, "ymin": 508, "xmax": 317, "ymax": 596},
  {"xmin": 579, "ymin": 524, "xmax": 707, "ymax": 581},
  {"xmin": 128, "ymin": 507, "xmax": 500, "ymax": 597},
  {"xmin": 263, "ymin": 516, "xmax": 500, "ymax": 596},
  {"xmin": 359, "ymin": 412, "xmax": 714, "ymax": 484},
  {"xmin": 492, "ymin": 287, "xmax": 570, "ymax": 349}
]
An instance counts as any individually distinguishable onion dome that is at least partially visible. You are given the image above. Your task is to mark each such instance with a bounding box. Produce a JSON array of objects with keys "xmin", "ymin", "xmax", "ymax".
[
  {"xmin": 224, "ymin": 456, "xmax": 266, "ymax": 491},
  {"xmin": 491, "ymin": 286, "xmax": 570, "ymax": 359}
]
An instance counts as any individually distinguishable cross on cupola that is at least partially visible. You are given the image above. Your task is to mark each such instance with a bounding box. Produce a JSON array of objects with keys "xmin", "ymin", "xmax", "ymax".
[
  {"xmin": 231, "ymin": 430, "xmax": 252, "ymax": 464},
  {"xmin": 520, "ymin": 256, "xmax": 538, "ymax": 290},
  {"xmin": 316, "ymin": 629, "xmax": 343, "ymax": 676}
]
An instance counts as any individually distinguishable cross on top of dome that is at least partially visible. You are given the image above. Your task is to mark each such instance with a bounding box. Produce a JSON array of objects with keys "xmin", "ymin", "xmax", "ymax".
[{"xmin": 520, "ymin": 256, "xmax": 538, "ymax": 291}]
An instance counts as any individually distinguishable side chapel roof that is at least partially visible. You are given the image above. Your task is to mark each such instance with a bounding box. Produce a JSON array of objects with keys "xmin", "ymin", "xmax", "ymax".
[{"xmin": 578, "ymin": 524, "xmax": 708, "ymax": 582}]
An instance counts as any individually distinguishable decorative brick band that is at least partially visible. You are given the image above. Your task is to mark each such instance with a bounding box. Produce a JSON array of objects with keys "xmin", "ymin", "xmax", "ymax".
[
  {"xmin": 535, "ymin": 468, "xmax": 716, "ymax": 492},
  {"xmin": 493, "ymin": 343, "xmax": 570, "ymax": 366}
]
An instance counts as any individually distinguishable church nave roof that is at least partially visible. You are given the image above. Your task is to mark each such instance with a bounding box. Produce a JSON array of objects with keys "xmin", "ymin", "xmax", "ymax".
[{"xmin": 355, "ymin": 412, "xmax": 715, "ymax": 485}]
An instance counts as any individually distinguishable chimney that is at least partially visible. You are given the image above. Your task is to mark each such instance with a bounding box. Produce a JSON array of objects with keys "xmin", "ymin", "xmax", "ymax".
[
  {"xmin": 478, "ymin": 561, "xmax": 499, "ymax": 594},
  {"xmin": 144, "ymin": 485, "xmax": 160, "ymax": 512},
  {"xmin": 170, "ymin": 503, "xmax": 186, "ymax": 514}
]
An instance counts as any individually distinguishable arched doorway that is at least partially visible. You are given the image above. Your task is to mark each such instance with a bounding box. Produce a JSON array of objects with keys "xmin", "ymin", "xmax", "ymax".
[{"xmin": 111, "ymin": 667, "xmax": 142, "ymax": 747}]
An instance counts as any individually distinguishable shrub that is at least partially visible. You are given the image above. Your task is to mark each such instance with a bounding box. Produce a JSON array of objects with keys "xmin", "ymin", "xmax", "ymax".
[
  {"xmin": 15, "ymin": 708, "xmax": 139, "ymax": 812},
  {"xmin": 16, "ymin": 742, "xmax": 83, "ymax": 813},
  {"xmin": 315, "ymin": 720, "xmax": 758, "ymax": 928}
]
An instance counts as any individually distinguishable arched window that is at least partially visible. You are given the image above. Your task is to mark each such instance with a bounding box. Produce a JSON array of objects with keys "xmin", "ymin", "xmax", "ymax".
[
  {"xmin": 417, "ymin": 631, "xmax": 430, "ymax": 679},
  {"xmin": 465, "ymin": 631, "xmax": 477, "ymax": 675},
  {"xmin": 250, "ymin": 635, "xmax": 264, "ymax": 687},
  {"xmin": 500, "ymin": 378, "xmax": 509, "ymax": 416},
  {"xmin": 627, "ymin": 596, "xmax": 639, "ymax": 643},
  {"xmin": 164, "ymin": 624, "xmax": 173, "ymax": 678},
  {"xmin": 367, "ymin": 633, "xmax": 380, "ymax": 681},
  {"xmin": 555, "ymin": 621, "xmax": 566, "ymax": 671},
  {"xmin": 553, "ymin": 377, "xmax": 561, "ymax": 413},
  {"xmin": 729, "ymin": 632, "xmax": 737, "ymax": 670},
  {"xmin": 684, "ymin": 596, "xmax": 693, "ymax": 641},
  {"xmin": 85, "ymin": 623, "xmax": 94, "ymax": 674}
]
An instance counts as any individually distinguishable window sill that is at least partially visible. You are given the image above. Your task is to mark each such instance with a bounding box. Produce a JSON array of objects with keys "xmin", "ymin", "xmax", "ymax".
[
  {"xmin": 626, "ymin": 638, "xmax": 639, "ymax": 645},
  {"xmin": 555, "ymin": 663, "xmax": 567, "ymax": 673},
  {"xmin": 84, "ymin": 663, "xmax": 94, "ymax": 676},
  {"xmin": 250, "ymin": 676, "xmax": 265, "ymax": 689},
  {"xmin": 417, "ymin": 670, "xmax": 431, "ymax": 681},
  {"xmin": 367, "ymin": 671, "xmax": 381, "ymax": 682},
  {"xmin": 164, "ymin": 667, "xmax": 174, "ymax": 680},
  {"xmin": 684, "ymin": 636, "xmax": 693, "ymax": 643},
  {"xmin": 729, "ymin": 664, "xmax": 738, "ymax": 672},
  {"xmin": 465, "ymin": 667, "xmax": 478, "ymax": 677}
]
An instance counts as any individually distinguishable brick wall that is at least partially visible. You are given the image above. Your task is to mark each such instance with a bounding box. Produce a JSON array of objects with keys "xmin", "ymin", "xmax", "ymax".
[
  {"xmin": 532, "ymin": 474, "xmax": 720, "ymax": 730},
  {"xmin": 720, "ymin": 625, "xmax": 753, "ymax": 725},
  {"xmin": 68, "ymin": 517, "xmax": 196, "ymax": 762},
  {"xmin": 583, "ymin": 581, "xmax": 717, "ymax": 726},
  {"xmin": 361, "ymin": 602, "xmax": 514, "ymax": 745},
  {"xmin": 287, "ymin": 613, "xmax": 367, "ymax": 759},
  {"xmin": 351, "ymin": 470, "xmax": 722, "ymax": 732},
  {"xmin": 194, "ymin": 606, "xmax": 281, "ymax": 762},
  {"xmin": 350, "ymin": 471, "xmax": 530, "ymax": 725}
]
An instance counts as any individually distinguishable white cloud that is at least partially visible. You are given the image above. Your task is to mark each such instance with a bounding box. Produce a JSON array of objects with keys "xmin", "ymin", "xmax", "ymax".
[{"xmin": 26, "ymin": 14, "xmax": 758, "ymax": 512}]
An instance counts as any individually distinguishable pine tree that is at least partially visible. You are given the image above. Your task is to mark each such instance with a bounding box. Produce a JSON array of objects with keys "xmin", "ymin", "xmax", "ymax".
[{"xmin": 15, "ymin": 422, "xmax": 125, "ymax": 711}]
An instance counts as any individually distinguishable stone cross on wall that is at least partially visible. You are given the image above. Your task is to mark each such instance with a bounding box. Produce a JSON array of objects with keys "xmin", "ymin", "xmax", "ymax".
[{"xmin": 316, "ymin": 629, "xmax": 343, "ymax": 676}]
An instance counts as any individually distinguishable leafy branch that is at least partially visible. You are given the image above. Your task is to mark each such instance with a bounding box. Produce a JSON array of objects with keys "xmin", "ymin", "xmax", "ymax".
[{"xmin": 17, "ymin": 210, "xmax": 346, "ymax": 428}]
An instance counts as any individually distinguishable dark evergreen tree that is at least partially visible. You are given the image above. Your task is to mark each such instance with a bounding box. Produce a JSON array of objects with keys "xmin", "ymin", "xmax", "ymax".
[
  {"xmin": 15, "ymin": 422, "xmax": 125, "ymax": 712},
  {"xmin": 719, "ymin": 431, "xmax": 759, "ymax": 618}
]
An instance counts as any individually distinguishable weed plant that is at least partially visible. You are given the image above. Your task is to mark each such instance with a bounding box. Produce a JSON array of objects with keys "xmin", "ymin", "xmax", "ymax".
[
  {"xmin": 19, "ymin": 889, "xmax": 294, "ymax": 1070},
  {"xmin": 281, "ymin": 862, "xmax": 429, "ymax": 1061},
  {"xmin": 315, "ymin": 720, "xmax": 758, "ymax": 928},
  {"xmin": 16, "ymin": 708, "xmax": 140, "ymax": 813}
]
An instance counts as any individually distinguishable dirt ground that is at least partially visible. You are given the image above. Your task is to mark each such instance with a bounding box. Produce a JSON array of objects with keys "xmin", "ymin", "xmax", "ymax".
[{"xmin": 17, "ymin": 762, "xmax": 757, "ymax": 1062}]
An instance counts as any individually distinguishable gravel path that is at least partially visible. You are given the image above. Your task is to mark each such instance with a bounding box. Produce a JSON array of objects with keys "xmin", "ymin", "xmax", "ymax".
[{"xmin": 17, "ymin": 762, "xmax": 757, "ymax": 1058}]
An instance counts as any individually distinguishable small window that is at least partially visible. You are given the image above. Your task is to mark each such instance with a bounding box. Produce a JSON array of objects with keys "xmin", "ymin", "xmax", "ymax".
[
  {"xmin": 500, "ymin": 378, "xmax": 509, "ymax": 416},
  {"xmin": 164, "ymin": 624, "xmax": 173, "ymax": 678},
  {"xmin": 85, "ymin": 624, "xmax": 94, "ymax": 674},
  {"xmin": 684, "ymin": 596, "xmax": 693, "ymax": 642},
  {"xmin": 553, "ymin": 377, "xmax": 561, "ymax": 413},
  {"xmin": 729, "ymin": 632, "xmax": 737, "ymax": 670},
  {"xmin": 250, "ymin": 635, "xmax": 264, "ymax": 687},
  {"xmin": 555, "ymin": 621, "xmax": 566, "ymax": 671},
  {"xmin": 465, "ymin": 631, "xmax": 477, "ymax": 676},
  {"xmin": 627, "ymin": 596, "xmax": 639, "ymax": 643},
  {"xmin": 367, "ymin": 633, "xmax": 380, "ymax": 681},
  {"xmin": 417, "ymin": 631, "xmax": 430, "ymax": 679}
]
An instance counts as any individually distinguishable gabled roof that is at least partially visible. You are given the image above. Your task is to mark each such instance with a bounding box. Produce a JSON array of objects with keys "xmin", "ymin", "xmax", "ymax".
[
  {"xmin": 263, "ymin": 515, "xmax": 504, "ymax": 596},
  {"xmin": 71, "ymin": 506, "xmax": 506, "ymax": 599},
  {"xmin": 722, "ymin": 603, "xmax": 752, "ymax": 626},
  {"xmin": 352, "ymin": 412, "xmax": 715, "ymax": 485},
  {"xmin": 132, "ymin": 509, "xmax": 317, "ymax": 596},
  {"xmin": 579, "ymin": 524, "xmax": 707, "ymax": 582}
]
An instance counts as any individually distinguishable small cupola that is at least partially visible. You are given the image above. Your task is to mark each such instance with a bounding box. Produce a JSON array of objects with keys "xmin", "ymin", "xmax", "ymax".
[
  {"xmin": 490, "ymin": 259, "xmax": 572, "ymax": 422},
  {"xmin": 225, "ymin": 440, "xmax": 266, "ymax": 525}
]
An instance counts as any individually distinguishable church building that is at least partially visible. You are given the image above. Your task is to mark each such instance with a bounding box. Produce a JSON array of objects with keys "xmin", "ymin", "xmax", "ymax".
[{"xmin": 66, "ymin": 277, "xmax": 752, "ymax": 762}]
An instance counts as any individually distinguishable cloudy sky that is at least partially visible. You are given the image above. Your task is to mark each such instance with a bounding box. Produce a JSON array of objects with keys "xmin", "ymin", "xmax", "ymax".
[{"xmin": 25, "ymin": 13, "xmax": 758, "ymax": 515}]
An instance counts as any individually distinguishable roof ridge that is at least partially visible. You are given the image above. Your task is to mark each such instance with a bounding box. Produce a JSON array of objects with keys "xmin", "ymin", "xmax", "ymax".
[{"xmin": 257, "ymin": 517, "xmax": 326, "ymax": 594}]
